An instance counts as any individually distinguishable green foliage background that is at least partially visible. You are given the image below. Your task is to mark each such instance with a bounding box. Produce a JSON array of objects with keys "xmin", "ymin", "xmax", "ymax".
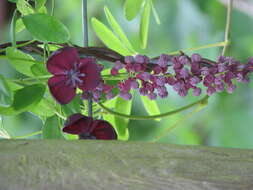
[{"xmin": 1, "ymin": 0, "xmax": 253, "ymax": 148}]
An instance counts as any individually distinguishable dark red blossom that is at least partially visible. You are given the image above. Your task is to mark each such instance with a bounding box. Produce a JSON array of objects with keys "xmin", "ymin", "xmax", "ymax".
[
  {"xmin": 63, "ymin": 113, "xmax": 117, "ymax": 140},
  {"xmin": 47, "ymin": 48, "xmax": 101, "ymax": 104}
]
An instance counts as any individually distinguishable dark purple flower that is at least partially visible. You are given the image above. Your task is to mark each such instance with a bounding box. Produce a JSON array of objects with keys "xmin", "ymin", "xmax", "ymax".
[
  {"xmin": 63, "ymin": 113, "xmax": 117, "ymax": 140},
  {"xmin": 47, "ymin": 48, "xmax": 101, "ymax": 104}
]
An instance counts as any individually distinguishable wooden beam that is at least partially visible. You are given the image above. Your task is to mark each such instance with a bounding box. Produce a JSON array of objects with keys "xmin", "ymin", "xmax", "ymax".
[{"xmin": 0, "ymin": 140, "xmax": 253, "ymax": 190}]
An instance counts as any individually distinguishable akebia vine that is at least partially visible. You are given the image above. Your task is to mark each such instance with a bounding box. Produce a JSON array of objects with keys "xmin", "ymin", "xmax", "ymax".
[{"xmin": 0, "ymin": 0, "xmax": 246, "ymax": 141}]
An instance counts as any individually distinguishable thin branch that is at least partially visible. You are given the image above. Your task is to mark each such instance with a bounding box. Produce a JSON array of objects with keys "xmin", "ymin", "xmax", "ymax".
[{"xmin": 222, "ymin": 0, "xmax": 233, "ymax": 56}]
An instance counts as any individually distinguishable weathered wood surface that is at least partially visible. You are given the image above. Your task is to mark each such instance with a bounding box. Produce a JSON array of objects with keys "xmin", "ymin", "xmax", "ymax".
[{"xmin": 0, "ymin": 140, "xmax": 253, "ymax": 190}]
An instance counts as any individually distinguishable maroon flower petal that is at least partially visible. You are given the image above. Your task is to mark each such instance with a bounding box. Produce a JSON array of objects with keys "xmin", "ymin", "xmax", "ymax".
[
  {"xmin": 48, "ymin": 75, "xmax": 76, "ymax": 104},
  {"xmin": 78, "ymin": 58, "xmax": 101, "ymax": 91},
  {"xmin": 63, "ymin": 114, "xmax": 93, "ymax": 135},
  {"xmin": 90, "ymin": 120, "xmax": 117, "ymax": 140},
  {"xmin": 47, "ymin": 48, "xmax": 79, "ymax": 74}
]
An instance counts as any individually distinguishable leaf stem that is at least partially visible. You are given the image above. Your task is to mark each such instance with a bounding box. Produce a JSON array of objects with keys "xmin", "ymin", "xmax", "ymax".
[
  {"xmin": 222, "ymin": 0, "xmax": 233, "ymax": 56},
  {"xmin": 98, "ymin": 95, "xmax": 209, "ymax": 120}
]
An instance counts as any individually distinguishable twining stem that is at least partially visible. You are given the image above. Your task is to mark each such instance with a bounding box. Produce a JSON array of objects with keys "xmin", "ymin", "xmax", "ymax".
[
  {"xmin": 151, "ymin": 103, "xmax": 207, "ymax": 142},
  {"xmin": 168, "ymin": 41, "xmax": 228, "ymax": 55},
  {"xmin": 12, "ymin": 130, "xmax": 42, "ymax": 139},
  {"xmin": 222, "ymin": 0, "xmax": 233, "ymax": 56},
  {"xmin": 98, "ymin": 95, "xmax": 209, "ymax": 120},
  {"xmin": 0, "ymin": 40, "xmax": 36, "ymax": 53}
]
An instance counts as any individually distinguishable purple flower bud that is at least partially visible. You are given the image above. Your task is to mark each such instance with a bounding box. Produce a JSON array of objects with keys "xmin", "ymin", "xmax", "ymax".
[
  {"xmin": 189, "ymin": 76, "xmax": 201, "ymax": 86},
  {"xmin": 125, "ymin": 56, "xmax": 134, "ymax": 64},
  {"xmin": 179, "ymin": 68, "xmax": 190, "ymax": 79},
  {"xmin": 139, "ymin": 88, "xmax": 148, "ymax": 96},
  {"xmin": 153, "ymin": 66, "xmax": 162, "ymax": 74},
  {"xmin": 114, "ymin": 61, "xmax": 124, "ymax": 70},
  {"xmin": 166, "ymin": 77, "xmax": 176, "ymax": 85},
  {"xmin": 106, "ymin": 91, "xmax": 114, "ymax": 100},
  {"xmin": 136, "ymin": 72, "xmax": 150, "ymax": 81},
  {"xmin": 227, "ymin": 83, "xmax": 236, "ymax": 94},
  {"xmin": 179, "ymin": 55, "xmax": 189, "ymax": 65},
  {"xmin": 173, "ymin": 82, "xmax": 182, "ymax": 92},
  {"xmin": 191, "ymin": 53, "xmax": 202, "ymax": 62},
  {"xmin": 130, "ymin": 79, "xmax": 139, "ymax": 89},
  {"xmin": 93, "ymin": 90, "xmax": 102, "ymax": 100},
  {"xmin": 111, "ymin": 67, "xmax": 119, "ymax": 76},
  {"xmin": 215, "ymin": 83, "xmax": 224, "ymax": 92},
  {"xmin": 155, "ymin": 76, "xmax": 167, "ymax": 86},
  {"xmin": 82, "ymin": 91, "xmax": 89, "ymax": 100},
  {"xmin": 201, "ymin": 67, "xmax": 209, "ymax": 76},
  {"xmin": 135, "ymin": 54, "xmax": 145, "ymax": 64},
  {"xmin": 224, "ymin": 71, "xmax": 235, "ymax": 84},
  {"xmin": 133, "ymin": 63, "xmax": 143, "ymax": 72},
  {"xmin": 157, "ymin": 54, "xmax": 170, "ymax": 68},
  {"xmin": 204, "ymin": 74, "xmax": 215, "ymax": 84},
  {"xmin": 119, "ymin": 92, "xmax": 132, "ymax": 100},
  {"xmin": 178, "ymin": 88, "xmax": 188, "ymax": 97},
  {"xmin": 218, "ymin": 55, "xmax": 227, "ymax": 63},
  {"xmin": 217, "ymin": 63, "xmax": 227, "ymax": 73},
  {"xmin": 193, "ymin": 88, "xmax": 201, "ymax": 96},
  {"xmin": 148, "ymin": 92, "xmax": 157, "ymax": 100},
  {"xmin": 207, "ymin": 86, "xmax": 216, "ymax": 96},
  {"xmin": 214, "ymin": 78, "xmax": 222, "ymax": 85}
]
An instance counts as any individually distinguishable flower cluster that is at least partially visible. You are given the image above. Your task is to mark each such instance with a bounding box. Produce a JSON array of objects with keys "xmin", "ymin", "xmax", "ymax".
[
  {"xmin": 63, "ymin": 113, "xmax": 117, "ymax": 140},
  {"xmin": 100, "ymin": 53, "xmax": 253, "ymax": 100}
]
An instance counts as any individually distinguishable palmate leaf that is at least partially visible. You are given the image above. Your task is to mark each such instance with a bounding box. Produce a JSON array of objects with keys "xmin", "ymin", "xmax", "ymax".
[
  {"xmin": 104, "ymin": 6, "xmax": 136, "ymax": 54},
  {"xmin": 91, "ymin": 18, "xmax": 132, "ymax": 56},
  {"xmin": 17, "ymin": 0, "xmax": 34, "ymax": 15},
  {"xmin": 0, "ymin": 84, "xmax": 45, "ymax": 115},
  {"xmin": 6, "ymin": 47, "xmax": 35, "ymax": 77},
  {"xmin": 22, "ymin": 13, "xmax": 70, "ymax": 43}
]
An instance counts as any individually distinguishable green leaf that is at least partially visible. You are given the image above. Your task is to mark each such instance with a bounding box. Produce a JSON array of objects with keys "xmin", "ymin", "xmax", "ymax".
[
  {"xmin": 17, "ymin": 0, "xmax": 34, "ymax": 15},
  {"xmin": 30, "ymin": 98, "xmax": 55, "ymax": 117},
  {"xmin": 124, "ymin": 0, "xmax": 144, "ymax": 20},
  {"xmin": 22, "ymin": 13, "xmax": 70, "ymax": 43},
  {"xmin": 151, "ymin": 0, "xmax": 161, "ymax": 25},
  {"xmin": 103, "ymin": 96, "xmax": 132, "ymax": 140},
  {"xmin": 0, "ymin": 84, "xmax": 45, "ymax": 115},
  {"xmin": 6, "ymin": 47, "xmax": 35, "ymax": 76},
  {"xmin": 35, "ymin": 0, "xmax": 47, "ymax": 10},
  {"xmin": 8, "ymin": 0, "xmax": 18, "ymax": 3},
  {"xmin": 16, "ymin": 18, "xmax": 25, "ymax": 33},
  {"xmin": 91, "ymin": 17, "xmax": 132, "ymax": 56},
  {"xmin": 0, "ymin": 75, "xmax": 13, "ymax": 106},
  {"xmin": 31, "ymin": 63, "xmax": 49, "ymax": 76},
  {"xmin": 140, "ymin": 96, "xmax": 161, "ymax": 121},
  {"xmin": 104, "ymin": 6, "xmax": 136, "ymax": 54},
  {"xmin": 140, "ymin": 0, "xmax": 151, "ymax": 49},
  {"xmin": 10, "ymin": 9, "xmax": 18, "ymax": 47},
  {"xmin": 62, "ymin": 94, "xmax": 82, "ymax": 116},
  {"xmin": 42, "ymin": 115, "xmax": 64, "ymax": 139}
]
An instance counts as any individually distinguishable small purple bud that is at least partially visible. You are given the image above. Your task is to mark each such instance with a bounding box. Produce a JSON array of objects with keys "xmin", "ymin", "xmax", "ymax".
[
  {"xmin": 135, "ymin": 54, "xmax": 145, "ymax": 64},
  {"xmin": 207, "ymin": 86, "xmax": 216, "ymax": 96},
  {"xmin": 106, "ymin": 91, "xmax": 114, "ymax": 100},
  {"xmin": 139, "ymin": 88, "xmax": 148, "ymax": 96},
  {"xmin": 148, "ymin": 92, "xmax": 157, "ymax": 100},
  {"xmin": 227, "ymin": 83, "xmax": 236, "ymax": 94},
  {"xmin": 157, "ymin": 54, "xmax": 170, "ymax": 68},
  {"xmin": 130, "ymin": 80, "xmax": 139, "ymax": 89},
  {"xmin": 179, "ymin": 55, "xmax": 189, "ymax": 65},
  {"xmin": 191, "ymin": 53, "xmax": 202, "ymax": 63},
  {"xmin": 155, "ymin": 76, "xmax": 166, "ymax": 86},
  {"xmin": 119, "ymin": 92, "xmax": 132, "ymax": 100},
  {"xmin": 201, "ymin": 67, "xmax": 209, "ymax": 76},
  {"xmin": 193, "ymin": 88, "xmax": 201, "ymax": 96},
  {"xmin": 158, "ymin": 91, "xmax": 168, "ymax": 98},
  {"xmin": 215, "ymin": 83, "xmax": 224, "ymax": 92},
  {"xmin": 93, "ymin": 90, "xmax": 102, "ymax": 100},
  {"xmin": 178, "ymin": 88, "xmax": 188, "ymax": 97},
  {"xmin": 189, "ymin": 76, "xmax": 201, "ymax": 86},
  {"xmin": 114, "ymin": 61, "xmax": 124, "ymax": 70},
  {"xmin": 153, "ymin": 66, "xmax": 162, "ymax": 74},
  {"xmin": 136, "ymin": 72, "xmax": 150, "ymax": 81},
  {"xmin": 111, "ymin": 67, "xmax": 119, "ymax": 76},
  {"xmin": 166, "ymin": 77, "xmax": 176, "ymax": 85},
  {"xmin": 217, "ymin": 63, "xmax": 227, "ymax": 73},
  {"xmin": 125, "ymin": 56, "xmax": 134, "ymax": 64},
  {"xmin": 133, "ymin": 63, "xmax": 142, "ymax": 72},
  {"xmin": 179, "ymin": 68, "xmax": 190, "ymax": 79}
]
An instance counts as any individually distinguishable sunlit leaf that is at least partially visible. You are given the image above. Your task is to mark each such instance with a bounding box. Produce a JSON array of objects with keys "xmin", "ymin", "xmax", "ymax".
[
  {"xmin": 42, "ymin": 115, "xmax": 64, "ymax": 139},
  {"xmin": 6, "ymin": 47, "xmax": 35, "ymax": 76},
  {"xmin": 91, "ymin": 17, "xmax": 132, "ymax": 56},
  {"xmin": 22, "ymin": 13, "xmax": 70, "ymax": 43},
  {"xmin": 104, "ymin": 6, "xmax": 136, "ymax": 54},
  {"xmin": 151, "ymin": 0, "xmax": 161, "ymax": 25},
  {"xmin": 140, "ymin": 0, "xmax": 151, "ymax": 49},
  {"xmin": 31, "ymin": 63, "xmax": 49, "ymax": 76},
  {"xmin": 124, "ymin": 0, "xmax": 144, "ymax": 20},
  {"xmin": 0, "ymin": 75, "xmax": 13, "ymax": 106},
  {"xmin": 17, "ymin": 0, "xmax": 34, "ymax": 15},
  {"xmin": 16, "ymin": 18, "xmax": 25, "ymax": 33}
]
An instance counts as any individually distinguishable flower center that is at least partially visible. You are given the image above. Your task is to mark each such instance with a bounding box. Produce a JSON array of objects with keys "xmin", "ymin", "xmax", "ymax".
[
  {"xmin": 79, "ymin": 133, "xmax": 96, "ymax": 140},
  {"xmin": 65, "ymin": 64, "xmax": 85, "ymax": 87}
]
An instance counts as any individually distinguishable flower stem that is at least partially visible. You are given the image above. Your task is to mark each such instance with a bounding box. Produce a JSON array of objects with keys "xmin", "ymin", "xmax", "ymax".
[
  {"xmin": 168, "ymin": 41, "xmax": 228, "ymax": 55},
  {"xmin": 12, "ymin": 130, "xmax": 42, "ymax": 139},
  {"xmin": 98, "ymin": 95, "xmax": 209, "ymax": 120},
  {"xmin": 222, "ymin": 0, "xmax": 233, "ymax": 56}
]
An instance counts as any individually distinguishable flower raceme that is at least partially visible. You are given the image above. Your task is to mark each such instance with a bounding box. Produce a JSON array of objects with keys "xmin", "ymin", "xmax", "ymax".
[
  {"xmin": 47, "ymin": 47, "xmax": 101, "ymax": 104},
  {"xmin": 62, "ymin": 113, "xmax": 117, "ymax": 140}
]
